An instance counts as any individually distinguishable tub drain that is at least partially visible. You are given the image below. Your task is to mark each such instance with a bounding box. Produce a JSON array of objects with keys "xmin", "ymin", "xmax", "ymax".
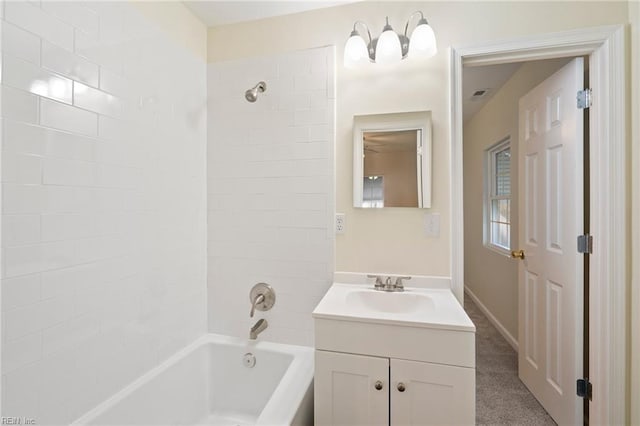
[{"xmin": 243, "ymin": 352, "xmax": 256, "ymax": 368}]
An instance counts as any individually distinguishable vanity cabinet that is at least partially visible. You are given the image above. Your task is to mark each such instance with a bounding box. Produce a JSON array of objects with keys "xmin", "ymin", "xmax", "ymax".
[
  {"xmin": 315, "ymin": 350, "xmax": 474, "ymax": 426},
  {"xmin": 312, "ymin": 283, "xmax": 477, "ymax": 426},
  {"xmin": 390, "ymin": 357, "xmax": 474, "ymax": 425},
  {"xmin": 315, "ymin": 351, "xmax": 389, "ymax": 426}
]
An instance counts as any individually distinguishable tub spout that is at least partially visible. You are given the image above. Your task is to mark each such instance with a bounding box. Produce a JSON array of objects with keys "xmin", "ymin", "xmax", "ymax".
[{"xmin": 250, "ymin": 319, "xmax": 268, "ymax": 340}]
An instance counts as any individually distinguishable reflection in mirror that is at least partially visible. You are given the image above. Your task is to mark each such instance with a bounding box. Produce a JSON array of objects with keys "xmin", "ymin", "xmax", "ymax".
[
  {"xmin": 353, "ymin": 111, "xmax": 432, "ymax": 208},
  {"xmin": 364, "ymin": 130, "xmax": 419, "ymax": 207},
  {"xmin": 363, "ymin": 176, "xmax": 384, "ymax": 207}
]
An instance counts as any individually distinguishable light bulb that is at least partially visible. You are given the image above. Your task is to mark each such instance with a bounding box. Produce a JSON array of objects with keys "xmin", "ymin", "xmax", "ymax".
[
  {"xmin": 408, "ymin": 19, "xmax": 437, "ymax": 59},
  {"xmin": 344, "ymin": 32, "xmax": 369, "ymax": 68},
  {"xmin": 375, "ymin": 18, "xmax": 401, "ymax": 65}
]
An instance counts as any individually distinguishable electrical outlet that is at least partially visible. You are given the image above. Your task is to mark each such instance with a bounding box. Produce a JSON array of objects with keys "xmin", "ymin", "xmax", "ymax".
[
  {"xmin": 424, "ymin": 212, "xmax": 440, "ymax": 238},
  {"xmin": 335, "ymin": 213, "xmax": 346, "ymax": 235}
]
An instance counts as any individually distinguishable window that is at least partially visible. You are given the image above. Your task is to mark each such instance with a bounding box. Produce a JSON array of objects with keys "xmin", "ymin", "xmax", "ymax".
[{"xmin": 485, "ymin": 139, "xmax": 511, "ymax": 253}]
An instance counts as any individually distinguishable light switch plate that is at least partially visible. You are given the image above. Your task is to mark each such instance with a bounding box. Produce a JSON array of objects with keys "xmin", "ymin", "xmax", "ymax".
[{"xmin": 424, "ymin": 212, "xmax": 440, "ymax": 238}]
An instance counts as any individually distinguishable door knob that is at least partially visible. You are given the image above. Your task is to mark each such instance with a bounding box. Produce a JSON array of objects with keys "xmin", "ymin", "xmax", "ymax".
[
  {"xmin": 511, "ymin": 250, "xmax": 525, "ymax": 260},
  {"xmin": 374, "ymin": 380, "xmax": 383, "ymax": 390},
  {"xmin": 397, "ymin": 382, "xmax": 406, "ymax": 392}
]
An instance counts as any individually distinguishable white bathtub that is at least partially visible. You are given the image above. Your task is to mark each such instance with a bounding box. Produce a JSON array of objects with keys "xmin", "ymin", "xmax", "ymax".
[{"xmin": 72, "ymin": 334, "xmax": 314, "ymax": 426}]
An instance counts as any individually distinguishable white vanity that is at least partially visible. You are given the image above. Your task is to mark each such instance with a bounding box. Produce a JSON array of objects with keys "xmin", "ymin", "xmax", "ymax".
[{"xmin": 312, "ymin": 278, "xmax": 476, "ymax": 425}]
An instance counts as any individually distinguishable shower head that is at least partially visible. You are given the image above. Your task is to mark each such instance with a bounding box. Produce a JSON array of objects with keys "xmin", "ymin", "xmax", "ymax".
[{"xmin": 245, "ymin": 81, "xmax": 267, "ymax": 103}]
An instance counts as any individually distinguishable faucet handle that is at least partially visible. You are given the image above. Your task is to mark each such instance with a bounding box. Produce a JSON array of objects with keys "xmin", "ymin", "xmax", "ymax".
[
  {"xmin": 395, "ymin": 276, "xmax": 411, "ymax": 289},
  {"xmin": 250, "ymin": 293, "xmax": 265, "ymax": 318},
  {"xmin": 367, "ymin": 274, "xmax": 385, "ymax": 289},
  {"xmin": 249, "ymin": 283, "xmax": 275, "ymax": 318}
]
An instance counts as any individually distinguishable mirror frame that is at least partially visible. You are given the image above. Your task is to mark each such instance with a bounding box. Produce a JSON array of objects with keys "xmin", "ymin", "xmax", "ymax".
[{"xmin": 353, "ymin": 111, "xmax": 432, "ymax": 208}]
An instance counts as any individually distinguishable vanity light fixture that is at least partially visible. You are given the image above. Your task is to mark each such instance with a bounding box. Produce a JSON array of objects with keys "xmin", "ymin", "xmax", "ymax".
[{"xmin": 344, "ymin": 11, "xmax": 437, "ymax": 68}]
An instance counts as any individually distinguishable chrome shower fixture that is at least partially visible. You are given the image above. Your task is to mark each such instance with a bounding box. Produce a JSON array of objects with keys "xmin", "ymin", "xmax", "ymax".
[{"xmin": 245, "ymin": 81, "xmax": 267, "ymax": 102}]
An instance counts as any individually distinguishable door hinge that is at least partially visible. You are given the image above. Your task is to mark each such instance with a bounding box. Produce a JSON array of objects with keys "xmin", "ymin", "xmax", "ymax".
[
  {"xmin": 577, "ymin": 378, "xmax": 593, "ymax": 400},
  {"xmin": 577, "ymin": 88, "xmax": 592, "ymax": 109},
  {"xmin": 577, "ymin": 234, "xmax": 593, "ymax": 254}
]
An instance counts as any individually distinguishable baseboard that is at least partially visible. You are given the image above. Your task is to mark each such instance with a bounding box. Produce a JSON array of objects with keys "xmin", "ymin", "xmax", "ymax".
[{"xmin": 464, "ymin": 286, "xmax": 519, "ymax": 352}]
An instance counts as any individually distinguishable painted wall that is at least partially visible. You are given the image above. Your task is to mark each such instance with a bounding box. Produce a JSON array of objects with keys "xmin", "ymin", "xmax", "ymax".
[
  {"xmin": 207, "ymin": 47, "xmax": 335, "ymax": 346},
  {"xmin": 130, "ymin": 1, "xmax": 206, "ymax": 60},
  {"xmin": 208, "ymin": 1, "xmax": 628, "ymax": 278},
  {"xmin": 463, "ymin": 58, "xmax": 570, "ymax": 344},
  {"xmin": 0, "ymin": 2, "xmax": 207, "ymax": 423}
]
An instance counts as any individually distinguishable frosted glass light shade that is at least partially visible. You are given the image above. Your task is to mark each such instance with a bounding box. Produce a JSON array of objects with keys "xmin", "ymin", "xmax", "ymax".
[
  {"xmin": 375, "ymin": 29, "xmax": 402, "ymax": 65},
  {"xmin": 408, "ymin": 22, "xmax": 437, "ymax": 59},
  {"xmin": 344, "ymin": 34, "xmax": 369, "ymax": 68}
]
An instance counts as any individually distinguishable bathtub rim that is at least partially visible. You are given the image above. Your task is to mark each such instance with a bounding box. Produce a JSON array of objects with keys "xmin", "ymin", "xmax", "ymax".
[{"xmin": 71, "ymin": 333, "xmax": 314, "ymax": 426}]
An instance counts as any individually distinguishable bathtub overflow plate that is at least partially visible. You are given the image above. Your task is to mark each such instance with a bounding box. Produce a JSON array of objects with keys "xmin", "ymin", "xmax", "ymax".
[{"xmin": 243, "ymin": 352, "xmax": 256, "ymax": 368}]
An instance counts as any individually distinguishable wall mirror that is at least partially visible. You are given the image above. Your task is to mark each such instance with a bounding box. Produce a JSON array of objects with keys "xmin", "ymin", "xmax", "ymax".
[{"xmin": 353, "ymin": 111, "xmax": 432, "ymax": 208}]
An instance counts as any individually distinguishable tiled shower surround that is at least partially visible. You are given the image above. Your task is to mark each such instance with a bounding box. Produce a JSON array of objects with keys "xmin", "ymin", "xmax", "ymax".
[
  {"xmin": 1, "ymin": 2, "xmax": 207, "ymax": 423},
  {"xmin": 207, "ymin": 47, "xmax": 335, "ymax": 346}
]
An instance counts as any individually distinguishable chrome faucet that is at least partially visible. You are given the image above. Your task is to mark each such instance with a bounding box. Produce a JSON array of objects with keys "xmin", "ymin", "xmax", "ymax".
[
  {"xmin": 367, "ymin": 275, "xmax": 411, "ymax": 292},
  {"xmin": 250, "ymin": 318, "xmax": 268, "ymax": 340},
  {"xmin": 393, "ymin": 276, "xmax": 411, "ymax": 292},
  {"xmin": 249, "ymin": 283, "xmax": 275, "ymax": 317},
  {"xmin": 367, "ymin": 274, "xmax": 385, "ymax": 290}
]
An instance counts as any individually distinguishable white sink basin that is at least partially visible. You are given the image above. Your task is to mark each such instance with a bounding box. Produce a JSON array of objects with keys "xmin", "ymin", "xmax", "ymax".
[
  {"xmin": 345, "ymin": 290, "xmax": 435, "ymax": 314},
  {"xmin": 312, "ymin": 283, "xmax": 475, "ymax": 331}
]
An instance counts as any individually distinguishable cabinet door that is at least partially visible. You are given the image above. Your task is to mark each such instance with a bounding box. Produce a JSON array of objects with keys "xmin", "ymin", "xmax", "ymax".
[
  {"xmin": 390, "ymin": 359, "xmax": 475, "ymax": 426},
  {"xmin": 315, "ymin": 350, "xmax": 389, "ymax": 426}
]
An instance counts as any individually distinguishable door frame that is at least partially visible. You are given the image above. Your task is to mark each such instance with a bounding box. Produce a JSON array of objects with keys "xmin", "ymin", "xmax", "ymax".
[{"xmin": 449, "ymin": 25, "xmax": 626, "ymax": 424}]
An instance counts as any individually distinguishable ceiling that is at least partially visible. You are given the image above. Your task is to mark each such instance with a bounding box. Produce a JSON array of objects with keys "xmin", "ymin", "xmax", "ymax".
[
  {"xmin": 462, "ymin": 63, "xmax": 522, "ymax": 122},
  {"xmin": 183, "ymin": 1, "xmax": 358, "ymax": 27}
]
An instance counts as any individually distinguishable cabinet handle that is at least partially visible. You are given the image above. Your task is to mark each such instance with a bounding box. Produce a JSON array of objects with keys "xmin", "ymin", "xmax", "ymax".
[
  {"xmin": 397, "ymin": 382, "xmax": 406, "ymax": 392},
  {"xmin": 374, "ymin": 380, "xmax": 383, "ymax": 390}
]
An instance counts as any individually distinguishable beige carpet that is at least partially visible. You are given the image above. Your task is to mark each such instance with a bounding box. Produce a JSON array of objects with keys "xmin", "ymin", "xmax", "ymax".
[{"xmin": 464, "ymin": 298, "xmax": 557, "ymax": 426}]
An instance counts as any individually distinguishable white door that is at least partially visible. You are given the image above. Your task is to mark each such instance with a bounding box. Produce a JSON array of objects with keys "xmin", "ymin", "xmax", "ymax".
[
  {"xmin": 391, "ymin": 359, "xmax": 475, "ymax": 426},
  {"xmin": 516, "ymin": 58, "xmax": 584, "ymax": 425},
  {"xmin": 314, "ymin": 350, "xmax": 389, "ymax": 426}
]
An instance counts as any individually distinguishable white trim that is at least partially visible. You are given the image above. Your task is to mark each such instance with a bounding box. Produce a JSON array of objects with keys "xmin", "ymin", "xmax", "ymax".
[
  {"xmin": 0, "ymin": 18, "xmax": 4, "ymax": 415},
  {"xmin": 586, "ymin": 26, "xmax": 627, "ymax": 426},
  {"xmin": 483, "ymin": 244, "xmax": 512, "ymax": 259},
  {"xmin": 450, "ymin": 46, "xmax": 465, "ymax": 304},
  {"xmin": 464, "ymin": 286, "xmax": 518, "ymax": 352},
  {"xmin": 450, "ymin": 24, "xmax": 627, "ymax": 424},
  {"xmin": 631, "ymin": 2, "xmax": 640, "ymax": 425},
  {"xmin": 458, "ymin": 25, "xmax": 622, "ymax": 67},
  {"xmin": 0, "ymin": 22, "xmax": 3, "ymax": 415}
]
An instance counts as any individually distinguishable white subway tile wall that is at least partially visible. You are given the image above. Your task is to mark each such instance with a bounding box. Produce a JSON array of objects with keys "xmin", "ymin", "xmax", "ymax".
[
  {"xmin": 207, "ymin": 47, "xmax": 335, "ymax": 347},
  {"xmin": 1, "ymin": 2, "xmax": 207, "ymax": 423}
]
